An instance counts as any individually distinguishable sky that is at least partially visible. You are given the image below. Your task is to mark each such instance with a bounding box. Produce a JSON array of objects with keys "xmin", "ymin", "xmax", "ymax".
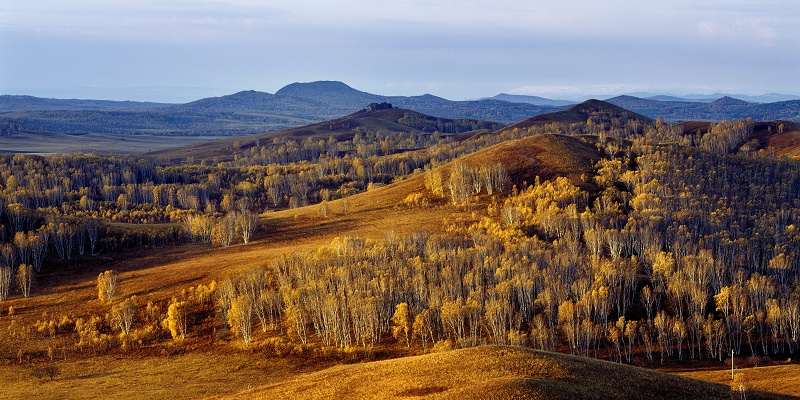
[{"xmin": 1, "ymin": 0, "xmax": 799, "ymax": 103}]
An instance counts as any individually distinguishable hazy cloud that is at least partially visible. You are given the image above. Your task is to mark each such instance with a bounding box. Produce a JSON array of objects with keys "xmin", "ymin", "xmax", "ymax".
[{"xmin": 1, "ymin": 0, "xmax": 799, "ymax": 101}]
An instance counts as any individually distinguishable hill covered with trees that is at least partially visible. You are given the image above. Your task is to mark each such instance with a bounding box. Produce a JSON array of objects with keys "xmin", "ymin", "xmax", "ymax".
[{"xmin": 1, "ymin": 100, "xmax": 800, "ymax": 398}]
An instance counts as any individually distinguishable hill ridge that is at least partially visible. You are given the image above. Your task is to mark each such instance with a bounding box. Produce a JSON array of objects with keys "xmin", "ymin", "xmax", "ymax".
[
  {"xmin": 146, "ymin": 105, "xmax": 505, "ymax": 161},
  {"xmin": 216, "ymin": 346, "xmax": 784, "ymax": 400},
  {"xmin": 504, "ymin": 98, "xmax": 654, "ymax": 131}
]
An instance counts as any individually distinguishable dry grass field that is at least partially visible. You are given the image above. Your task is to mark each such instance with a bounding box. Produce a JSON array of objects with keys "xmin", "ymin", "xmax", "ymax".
[
  {"xmin": 677, "ymin": 363, "xmax": 800, "ymax": 398},
  {"xmin": 0, "ymin": 348, "xmax": 334, "ymax": 400},
  {"xmin": 215, "ymin": 346, "xmax": 791, "ymax": 400},
  {"xmin": 764, "ymin": 130, "xmax": 800, "ymax": 159}
]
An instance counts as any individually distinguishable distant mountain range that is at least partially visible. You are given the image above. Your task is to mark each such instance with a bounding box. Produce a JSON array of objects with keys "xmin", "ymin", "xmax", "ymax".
[
  {"xmin": 604, "ymin": 95, "xmax": 800, "ymax": 123},
  {"xmin": 485, "ymin": 94, "xmax": 576, "ymax": 107},
  {"xmin": 1, "ymin": 81, "xmax": 799, "ymax": 137}
]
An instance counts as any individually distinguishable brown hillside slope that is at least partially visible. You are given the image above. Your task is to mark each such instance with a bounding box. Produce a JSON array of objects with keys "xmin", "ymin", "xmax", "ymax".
[
  {"xmin": 460, "ymin": 133, "xmax": 602, "ymax": 186},
  {"xmin": 759, "ymin": 121, "xmax": 800, "ymax": 159},
  {"xmin": 679, "ymin": 364, "xmax": 800, "ymax": 398},
  {"xmin": 214, "ymin": 346, "xmax": 788, "ymax": 400}
]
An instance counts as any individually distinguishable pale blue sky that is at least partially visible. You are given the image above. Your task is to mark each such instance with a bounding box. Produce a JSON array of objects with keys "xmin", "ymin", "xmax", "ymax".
[{"xmin": 1, "ymin": 0, "xmax": 798, "ymax": 102}]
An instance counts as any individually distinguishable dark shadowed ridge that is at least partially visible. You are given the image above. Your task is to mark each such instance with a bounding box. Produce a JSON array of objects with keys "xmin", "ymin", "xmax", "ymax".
[
  {"xmin": 708, "ymin": 96, "xmax": 752, "ymax": 109},
  {"xmin": 0, "ymin": 95, "xmax": 172, "ymax": 111},
  {"xmin": 489, "ymin": 93, "xmax": 576, "ymax": 107},
  {"xmin": 146, "ymin": 105, "xmax": 504, "ymax": 162},
  {"xmin": 175, "ymin": 90, "xmax": 278, "ymax": 112},
  {"xmin": 504, "ymin": 99, "xmax": 654, "ymax": 131},
  {"xmin": 275, "ymin": 81, "xmax": 384, "ymax": 107}
]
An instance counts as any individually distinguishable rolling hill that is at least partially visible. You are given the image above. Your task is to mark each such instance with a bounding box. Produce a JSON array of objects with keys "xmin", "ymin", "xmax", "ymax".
[
  {"xmin": 215, "ymin": 346, "xmax": 789, "ymax": 400},
  {"xmin": 6, "ymin": 94, "xmax": 800, "ymax": 400},
  {"xmin": 461, "ymin": 132, "xmax": 602, "ymax": 186},
  {"xmin": 146, "ymin": 104, "xmax": 504, "ymax": 162},
  {"xmin": 503, "ymin": 99, "xmax": 654, "ymax": 131}
]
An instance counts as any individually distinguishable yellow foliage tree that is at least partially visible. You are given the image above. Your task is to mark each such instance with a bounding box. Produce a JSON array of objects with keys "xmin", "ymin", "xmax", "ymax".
[
  {"xmin": 228, "ymin": 294, "xmax": 254, "ymax": 345},
  {"xmin": 165, "ymin": 299, "xmax": 189, "ymax": 339},
  {"xmin": 97, "ymin": 270, "xmax": 119, "ymax": 302},
  {"xmin": 391, "ymin": 302, "xmax": 412, "ymax": 347}
]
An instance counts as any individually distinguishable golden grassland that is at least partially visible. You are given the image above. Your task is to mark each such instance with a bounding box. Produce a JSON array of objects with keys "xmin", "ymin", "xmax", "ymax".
[
  {"xmin": 215, "ymin": 346, "xmax": 792, "ymax": 400},
  {"xmin": 0, "ymin": 348, "xmax": 333, "ymax": 400},
  {"xmin": 677, "ymin": 362, "xmax": 800, "ymax": 398}
]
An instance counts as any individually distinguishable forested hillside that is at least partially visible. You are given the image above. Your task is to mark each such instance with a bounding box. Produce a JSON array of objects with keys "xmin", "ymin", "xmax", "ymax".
[{"xmin": 1, "ymin": 100, "xmax": 800, "ymax": 398}]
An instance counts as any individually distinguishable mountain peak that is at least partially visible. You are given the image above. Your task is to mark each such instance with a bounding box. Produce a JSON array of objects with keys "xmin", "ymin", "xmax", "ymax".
[
  {"xmin": 275, "ymin": 81, "xmax": 357, "ymax": 96},
  {"xmin": 489, "ymin": 93, "xmax": 575, "ymax": 107},
  {"xmin": 709, "ymin": 96, "xmax": 751, "ymax": 108},
  {"xmin": 504, "ymin": 99, "xmax": 653, "ymax": 131}
]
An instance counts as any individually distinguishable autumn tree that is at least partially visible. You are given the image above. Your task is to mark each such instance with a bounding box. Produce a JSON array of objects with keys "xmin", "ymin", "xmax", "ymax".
[
  {"xmin": 165, "ymin": 298, "xmax": 190, "ymax": 339},
  {"xmin": 112, "ymin": 298, "xmax": 136, "ymax": 335},
  {"xmin": 228, "ymin": 294, "xmax": 254, "ymax": 345},
  {"xmin": 16, "ymin": 264, "xmax": 32, "ymax": 298},
  {"xmin": 391, "ymin": 302, "xmax": 413, "ymax": 347},
  {"xmin": 425, "ymin": 169, "xmax": 444, "ymax": 197},
  {"xmin": 213, "ymin": 213, "xmax": 237, "ymax": 248},
  {"xmin": 448, "ymin": 161, "xmax": 471, "ymax": 205},
  {"xmin": 0, "ymin": 267, "xmax": 11, "ymax": 301},
  {"xmin": 97, "ymin": 270, "xmax": 119, "ymax": 302},
  {"xmin": 237, "ymin": 210, "xmax": 259, "ymax": 244},
  {"xmin": 85, "ymin": 217, "xmax": 102, "ymax": 256}
]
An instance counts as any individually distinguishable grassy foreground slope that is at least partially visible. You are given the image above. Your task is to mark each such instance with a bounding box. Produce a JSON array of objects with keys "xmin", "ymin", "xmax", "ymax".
[
  {"xmin": 216, "ymin": 346, "xmax": 789, "ymax": 400},
  {"xmin": 678, "ymin": 364, "xmax": 800, "ymax": 398}
]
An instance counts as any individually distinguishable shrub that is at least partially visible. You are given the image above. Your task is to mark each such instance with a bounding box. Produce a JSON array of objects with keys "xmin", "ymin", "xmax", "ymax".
[{"xmin": 31, "ymin": 365, "xmax": 60, "ymax": 381}]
